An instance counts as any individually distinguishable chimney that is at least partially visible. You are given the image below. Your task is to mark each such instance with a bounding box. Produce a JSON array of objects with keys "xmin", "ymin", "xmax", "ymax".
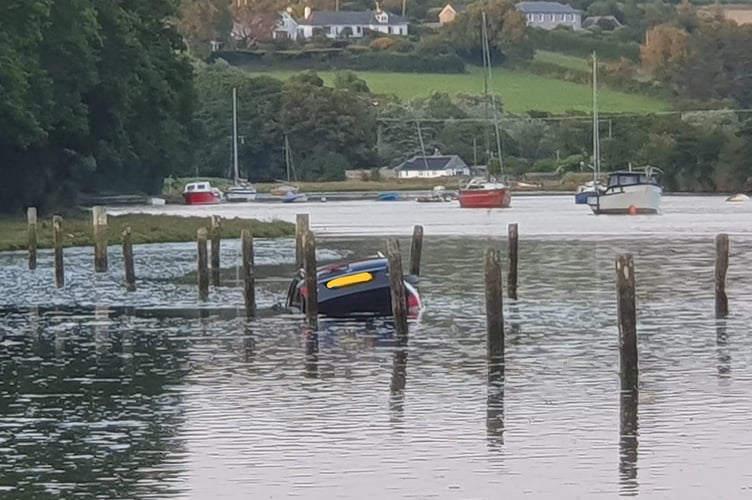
[
  {"xmin": 304, "ymin": 5, "xmax": 312, "ymax": 19},
  {"xmin": 376, "ymin": 1, "xmax": 382, "ymax": 13}
]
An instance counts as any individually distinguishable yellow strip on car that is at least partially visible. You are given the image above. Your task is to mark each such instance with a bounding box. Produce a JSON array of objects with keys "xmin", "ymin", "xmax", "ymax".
[{"xmin": 326, "ymin": 272, "xmax": 373, "ymax": 289}]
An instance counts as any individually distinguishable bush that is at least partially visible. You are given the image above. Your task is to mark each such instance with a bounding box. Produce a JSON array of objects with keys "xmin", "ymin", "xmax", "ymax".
[
  {"xmin": 529, "ymin": 28, "xmax": 640, "ymax": 61},
  {"xmin": 210, "ymin": 49, "xmax": 466, "ymax": 73}
]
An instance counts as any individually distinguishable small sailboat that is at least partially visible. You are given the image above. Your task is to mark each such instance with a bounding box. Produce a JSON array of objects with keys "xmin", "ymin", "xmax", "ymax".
[
  {"xmin": 274, "ymin": 135, "xmax": 306, "ymax": 202},
  {"xmin": 224, "ymin": 87, "xmax": 257, "ymax": 203},
  {"xmin": 575, "ymin": 54, "xmax": 606, "ymax": 205},
  {"xmin": 457, "ymin": 11, "xmax": 511, "ymax": 209},
  {"xmin": 587, "ymin": 53, "xmax": 663, "ymax": 215}
]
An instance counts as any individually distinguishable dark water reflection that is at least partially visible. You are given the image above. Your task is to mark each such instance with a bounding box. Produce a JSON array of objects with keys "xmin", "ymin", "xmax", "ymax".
[{"xmin": 2, "ymin": 234, "xmax": 752, "ymax": 499}]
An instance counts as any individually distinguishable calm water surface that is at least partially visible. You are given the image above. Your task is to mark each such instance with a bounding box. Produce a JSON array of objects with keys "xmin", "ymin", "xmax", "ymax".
[{"xmin": 2, "ymin": 196, "xmax": 752, "ymax": 499}]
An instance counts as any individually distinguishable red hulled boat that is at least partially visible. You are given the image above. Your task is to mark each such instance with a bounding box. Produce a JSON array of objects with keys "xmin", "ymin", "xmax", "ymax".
[
  {"xmin": 458, "ymin": 178, "xmax": 511, "ymax": 208},
  {"xmin": 183, "ymin": 181, "xmax": 222, "ymax": 205}
]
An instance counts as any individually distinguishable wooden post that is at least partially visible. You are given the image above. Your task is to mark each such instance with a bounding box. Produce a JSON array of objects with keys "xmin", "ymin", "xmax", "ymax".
[
  {"xmin": 122, "ymin": 226, "xmax": 136, "ymax": 292},
  {"xmin": 508, "ymin": 223, "xmax": 519, "ymax": 300},
  {"xmin": 197, "ymin": 228, "xmax": 209, "ymax": 301},
  {"xmin": 241, "ymin": 229, "xmax": 256, "ymax": 318},
  {"xmin": 386, "ymin": 238, "xmax": 408, "ymax": 339},
  {"xmin": 27, "ymin": 207, "xmax": 37, "ymax": 270},
  {"xmin": 92, "ymin": 206, "xmax": 108, "ymax": 272},
  {"xmin": 409, "ymin": 224, "xmax": 423, "ymax": 276},
  {"xmin": 210, "ymin": 215, "xmax": 221, "ymax": 287},
  {"xmin": 485, "ymin": 247, "xmax": 504, "ymax": 363},
  {"xmin": 715, "ymin": 233, "xmax": 729, "ymax": 318},
  {"xmin": 296, "ymin": 213, "xmax": 310, "ymax": 269},
  {"xmin": 53, "ymin": 215, "xmax": 64, "ymax": 288},
  {"xmin": 616, "ymin": 254, "xmax": 638, "ymax": 391},
  {"xmin": 303, "ymin": 230, "xmax": 318, "ymax": 329}
]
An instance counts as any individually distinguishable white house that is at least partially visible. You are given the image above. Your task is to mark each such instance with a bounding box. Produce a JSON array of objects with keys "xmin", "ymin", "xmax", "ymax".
[
  {"xmin": 516, "ymin": 1, "xmax": 582, "ymax": 30},
  {"xmin": 275, "ymin": 6, "xmax": 409, "ymax": 40},
  {"xmin": 394, "ymin": 154, "xmax": 470, "ymax": 179}
]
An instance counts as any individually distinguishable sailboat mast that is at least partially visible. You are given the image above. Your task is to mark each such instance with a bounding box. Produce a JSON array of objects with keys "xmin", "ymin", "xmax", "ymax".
[
  {"xmin": 284, "ymin": 134, "xmax": 291, "ymax": 182},
  {"xmin": 232, "ymin": 87, "xmax": 240, "ymax": 184},
  {"xmin": 592, "ymin": 52, "xmax": 599, "ymax": 185},
  {"xmin": 482, "ymin": 11, "xmax": 504, "ymax": 179}
]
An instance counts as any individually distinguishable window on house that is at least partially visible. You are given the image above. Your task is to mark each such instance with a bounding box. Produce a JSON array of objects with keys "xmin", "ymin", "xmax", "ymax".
[
  {"xmin": 569, "ymin": 14, "xmax": 575, "ymax": 21},
  {"xmin": 537, "ymin": 13, "xmax": 544, "ymax": 21}
]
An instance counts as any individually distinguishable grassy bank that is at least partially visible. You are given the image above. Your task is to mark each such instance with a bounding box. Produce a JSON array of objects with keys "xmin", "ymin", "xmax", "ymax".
[
  {"xmin": 0, "ymin": 213, "xmax": 294, "ymax": 252},
  {"xmin": 247, "ymin": 66, "xmax": 668, "ymax": 114},
  {"xmin": 165, "ymin": 176, "xmax": 576, "ymax": 197}
]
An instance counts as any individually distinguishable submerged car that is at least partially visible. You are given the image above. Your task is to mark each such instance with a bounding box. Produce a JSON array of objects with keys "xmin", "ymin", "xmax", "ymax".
[{"xmin": 285, "ymin": 255, "xmax": 422, "ymax": 318}]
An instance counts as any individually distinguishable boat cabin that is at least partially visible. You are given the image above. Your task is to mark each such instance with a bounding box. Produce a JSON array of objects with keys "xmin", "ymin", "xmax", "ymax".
[
  {"xmin": 606, "ymin": 168, "xmax": 662, "ymax": 190},
  {"xmin": 183, "ymin": 181, "xmax": 214, "ymax": 193}
]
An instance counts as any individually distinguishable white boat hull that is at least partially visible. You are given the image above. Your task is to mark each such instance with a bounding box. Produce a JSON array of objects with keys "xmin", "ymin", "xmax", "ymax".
[
  {"xmin": 588, "ymin": 184, "xmax": 662, "ymax": 214},
  {"xmin": 225, "ymin": 191, "xmax": 257, "ymax": 203}
]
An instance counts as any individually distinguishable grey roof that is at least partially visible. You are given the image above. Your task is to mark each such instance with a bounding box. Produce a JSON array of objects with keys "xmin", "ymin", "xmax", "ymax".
[
  {"xmin": 298, "ymin": 10, "xmax": 408, "ymax": 26},
  {"xmin": 516, "ymin": 2, "xmax": 580, "ymax": 14},
  {"xmin": 397, "ymin": 155, "xmax": 467, "ymax": 171}
]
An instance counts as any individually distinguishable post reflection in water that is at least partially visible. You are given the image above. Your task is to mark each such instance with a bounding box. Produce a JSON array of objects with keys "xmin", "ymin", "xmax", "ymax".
[
  {"xmin": 304, "ymin": 325, "xmax": 319, "ymax": 378},
  {"xmin": 242, "ymin": 322, "xmax": 255, "ymax": 363},
  {"xmin": 390, "ymin": 325, "xmax": 408, "ymax": 418},
  {"xmin": 619, "ymin": 388, "xmax": 639, "ymax": 496},
  {"xmin": 487, "ymin": 359, "xmax": 505, "ymax": 449},
  {"xmin": 716, "ymin": 320, "xmax": 731, "ymax": 378}
]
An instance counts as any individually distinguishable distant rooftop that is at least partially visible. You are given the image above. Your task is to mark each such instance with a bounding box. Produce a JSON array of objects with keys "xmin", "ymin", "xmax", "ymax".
[
  {"xmin": 516, "ymin": 1, "xmax": 580, "ymax": 14},
  {"xmin": 297, "ymin": 10, "xmax": 408, "ymax": 26}
]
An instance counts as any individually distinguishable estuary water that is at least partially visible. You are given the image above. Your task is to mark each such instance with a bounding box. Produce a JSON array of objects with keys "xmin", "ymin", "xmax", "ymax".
[{"xmin": 1, "ymin": 196, "xmax": 752, "ymax": 499}]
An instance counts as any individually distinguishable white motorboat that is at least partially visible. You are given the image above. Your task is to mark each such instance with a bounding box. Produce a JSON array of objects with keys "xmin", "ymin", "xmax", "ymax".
[
  {"xmin": 726, "ymin": 193, "xmax": 749, "ymax": 203},
  {"xmin": 588, "ymin": 166, "xmax": 663, "ymax": 214}
]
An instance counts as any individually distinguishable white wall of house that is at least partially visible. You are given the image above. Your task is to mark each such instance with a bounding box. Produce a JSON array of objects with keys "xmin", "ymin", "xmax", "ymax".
[
  {"xmin": 397, "ymin": 169, "xmax": 464, "ymax": 179},
  {"xmin": 297, "ymin": 23, "xmax": 407, "ymax": 39}
]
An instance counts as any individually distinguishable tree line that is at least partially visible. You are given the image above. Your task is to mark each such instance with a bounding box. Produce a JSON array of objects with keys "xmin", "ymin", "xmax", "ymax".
[{"xmin": 0, "ymin": 0, "xmax": 194, "ymax": 213}]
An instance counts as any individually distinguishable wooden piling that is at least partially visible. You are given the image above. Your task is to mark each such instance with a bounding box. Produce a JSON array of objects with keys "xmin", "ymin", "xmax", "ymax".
[
  {"xmin": 210, "ymin": 215, "xmax": 221, "ymax": 287},
  {"xmin": 295, "ymin": 213, "xmax": 310, "ymax": 269},
  {"xmin": 409, "ymin": 224, "xmax": 424, "ymax": 276},
  {"xmin": 616, "ymin": 254, "xmax": 638, "ymax": 391},
  {"xmin": 92, "ymin": 206, "xmax": 108, "ymax": 272},
  {"xmin": 485, "ymin": 247, "xmax": 504, "ymax": 363},
  {"xmin": 197, "ymin": 228, "xmax": 209, "ymax": 301},
  {"xmin": 241, "ymin": 229, "xmax": 256, "ymax": 318},
  {"xmin": 508, "ymin": 223, "xmax": 519, "ymax": 300},
  {"xmin": 53, "ymin": 215, "xmax": 64, "ymax": 288},
  {"xmin": 715, "ymin": 233, "xmax": 729, "ymax": 318},
  {"xmin": 122, "ymin": 226, "xmax": 136, "ymax": 292},
  {"xmin": 303, "ymin": 230, "xmax": 318, "ymax": 329},
  {"xmin": 386, "ymin": 238, "xmax": 408, "ymax": 339},
  {"xmin": 27, "ymin": 207, "xmax": 37, "ymax": 270}
]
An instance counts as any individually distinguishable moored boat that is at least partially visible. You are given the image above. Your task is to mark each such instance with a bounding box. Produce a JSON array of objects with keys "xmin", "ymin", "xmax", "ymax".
[
  {"xmin": 575, "ymin": 180, "xmax": 606, "ymax": 204},
  {"xmin": 458, "ymin": 178, "xmax": 511, "ymax": 208},
  {"xmin": 726, "ymin": 193, "xmax": 749, "ymax": 203},
  {"xmin": 286, "ymin": 255, "xmax": 422, "ymax": 318},
  {"xmin": 225, "ymin": 182, "xmax": 257, "ymax": 202},
  {"xmin": 183, "ymin": 181, "xmax": 222, "ymax": 205},
  {"xmin": 588, "ymin": 167, "xmax": 663, "ymax": 215},
  {"xmin": 282, "ymin": 191, "xmax": 308, "ymax": 203},
  {"xmin": 377, "ymin": 192, "xmax": 400, "ymax": 201}
]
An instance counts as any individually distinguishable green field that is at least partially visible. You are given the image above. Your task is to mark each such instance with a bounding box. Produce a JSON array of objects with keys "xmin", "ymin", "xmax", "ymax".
[
  {"xmin": 250, "ymin": 66, "xmax": 667, "ymax": 114},
  {"xmin": 533, "ymin": 50, "xmax": 591, "ymax": 71}
]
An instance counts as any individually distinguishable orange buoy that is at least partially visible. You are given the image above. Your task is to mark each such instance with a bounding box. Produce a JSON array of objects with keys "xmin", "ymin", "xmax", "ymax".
[{"xmin": 628, "ymin": 205, "xmax": 638, "ymax": 215}]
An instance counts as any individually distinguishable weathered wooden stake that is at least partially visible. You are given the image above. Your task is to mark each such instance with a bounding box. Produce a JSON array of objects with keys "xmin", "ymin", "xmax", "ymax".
[
  {"xmin": 27, "ymin": 207, "xmax": 37, "ymax": 270},
  {"xmin": 409, "ymin": 224, "xmax": 424, "ymax": 276},
  {"xmin": 122, "ymin": 226, "xmax": 136, "ymax": 292},
  {"xmin": 508, "ymin": 223, "xmax": 519, "ymax": 300},
  {"xmin": 616, "ymin": 254, "xmax": 638, "ymax": 391},
  {"xmin": 303, "ymin": 230, "xmax": 318, "ymax": 329},
  {"xmin": 197, "ymin": 228, "xmax": 209, "ymax": 301},
  {"xmin": 92, "ymin": 206, "xmax": 108, "ymax": 272},
  {"xmin": 715, "ymin": 233, "xmax": 729, "ymax": 318},
  {"xmin": 386, "ymin": 238, "xmax": 408, "ymax": 339},
  {"xmin": 53, "ymin": 215, "xmax": 64, "ymax": 288},
  {"xmin": 295, "ymin": 213, "xmax": 310, "ymax": 269},
  {"xmin": 485, "ymin": 247, "xmax": 504, "ymax": 362},
  {"xmin": 210, "ymin": 215, "xmax": 221, "ymax": 287},
  {"xmin": 241, "ymin": 229, "xmax": 256, "ymax": 318}
]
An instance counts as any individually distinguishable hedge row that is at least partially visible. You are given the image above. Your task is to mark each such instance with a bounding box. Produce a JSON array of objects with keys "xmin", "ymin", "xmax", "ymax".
[
  {"xmin": 525, "ymin": 60, "xmax": 665, "ymax": 99},
  {"xmin": 211, "ymin": 49, "xmax": 467, "ymax": 74},
  {"xmin": 529, "ymin": 28, "xmax": 641, "ymax": 62}
]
